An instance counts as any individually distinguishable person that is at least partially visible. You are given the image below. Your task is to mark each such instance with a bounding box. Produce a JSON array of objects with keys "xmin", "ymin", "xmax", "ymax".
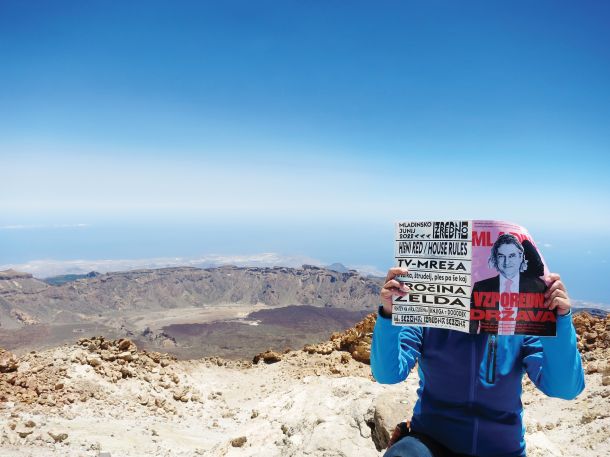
[
  {"xmin": 371, "ymin": 267, "xmax": 584, "ymax": 457},
  {"xmin": 470, "ymin": 234, "xmax": 547, "ymax": 335}
]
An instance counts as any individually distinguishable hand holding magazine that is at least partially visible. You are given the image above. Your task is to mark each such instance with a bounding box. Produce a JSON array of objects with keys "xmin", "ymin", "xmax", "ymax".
[{"xmin": 392, "ymin": 220, "xmax": 557, "ymax": 336}]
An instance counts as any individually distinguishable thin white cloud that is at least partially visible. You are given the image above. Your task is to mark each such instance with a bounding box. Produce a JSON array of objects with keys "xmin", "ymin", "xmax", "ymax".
[
  {"xmin": 346, "ymin": 264, "xmax": 385, "ymax": 277},
  {"xmin": 0, "ymin": 253, "xmax": 380, "ymax": 279},
  {"xmin": 0, "ymin": 253, "xmax": 317, "ymax": 278},
  {"xmin": 0, "ymin": 223, "xmax": 90, "ymax": 230}
]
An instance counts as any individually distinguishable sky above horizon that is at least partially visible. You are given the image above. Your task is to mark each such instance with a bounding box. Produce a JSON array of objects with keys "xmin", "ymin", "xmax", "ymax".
[{"xmin": 1, "ymin": 1, "xmax": 609, "ymax": 302}]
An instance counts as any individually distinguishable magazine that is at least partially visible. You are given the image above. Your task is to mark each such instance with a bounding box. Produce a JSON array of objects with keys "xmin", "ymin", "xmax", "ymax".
[{"xmin": 392, "ymin": 220, "xmax": 555, "ymax": 336}]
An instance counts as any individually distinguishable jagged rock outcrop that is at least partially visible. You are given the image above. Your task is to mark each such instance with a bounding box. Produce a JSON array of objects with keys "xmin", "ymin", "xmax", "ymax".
[
  {"xmin": 574, "ymin": 312, "xmax": 610, "ymax": 352},
  {"xmin": 574, "ymin": 314, "xmax": 610, "ymax": 386},
  {"xmin": 8, "ymin": 309, "xmax": 39, "ymax": 325},
  {"xmin": 140, "ymin": 327, "xmax": 177, "ymax": 348},
  {"xmin": 303, "ymin": 313, "xmax": 375, "ymax": 363},
  {"xmin": 0, "ymin": 348, "xmax": 18, "ymax": 373},
  {"xmin": 0, "ymin": 337, "xmax": 201, "ymax": 414},
  {"xmin": 253, "ymin": 350, "xmax": 283, "ymax": 364}
]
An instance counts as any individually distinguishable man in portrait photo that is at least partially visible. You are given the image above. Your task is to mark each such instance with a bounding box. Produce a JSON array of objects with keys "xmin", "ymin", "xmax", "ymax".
[{"xmin": 470, "ymin": 234, "xmax": 548, "ymax": 335}]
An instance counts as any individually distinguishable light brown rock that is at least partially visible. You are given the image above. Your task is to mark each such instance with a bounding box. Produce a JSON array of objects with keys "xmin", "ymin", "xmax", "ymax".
[
  {"xmin": 231, "ymin": 436, "xmax": 247, "ymax": 447},
  {"xmin": 372, "ymin": 391, "xmax": 414, "ymax": 450},
  {"xmin": 48, "ymin": 431, "xmax": 68, "ymax": 443}
]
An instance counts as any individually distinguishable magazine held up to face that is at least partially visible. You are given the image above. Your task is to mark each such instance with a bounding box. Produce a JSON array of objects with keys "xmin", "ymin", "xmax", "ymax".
[{"xmin": 393, "ymin": 220, "xmax": 555, "ymax": 337}]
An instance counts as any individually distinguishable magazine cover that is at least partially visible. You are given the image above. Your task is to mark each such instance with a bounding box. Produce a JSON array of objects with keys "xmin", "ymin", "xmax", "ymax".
[{"xmin": 393, "ymin": 220, "xmax": 555, "ymax": 336}]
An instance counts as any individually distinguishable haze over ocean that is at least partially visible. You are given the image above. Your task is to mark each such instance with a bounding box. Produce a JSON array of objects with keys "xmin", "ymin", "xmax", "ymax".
[{"xmin": 1, "ymin": 2, "xmax": 609, "ymax": 303}]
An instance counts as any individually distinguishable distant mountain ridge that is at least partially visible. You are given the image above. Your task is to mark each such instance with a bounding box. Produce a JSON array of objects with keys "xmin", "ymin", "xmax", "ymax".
[
  {"xmin": 2, "ymin": 265, "xmax": 607, "ymax": 334},
  {"xmin": 573, "ymin": 307, "xmax": 608, "ymax": 318},
  {"xmin": 0, "ymin": 265, "xmax": 383, "ymax": 327}
]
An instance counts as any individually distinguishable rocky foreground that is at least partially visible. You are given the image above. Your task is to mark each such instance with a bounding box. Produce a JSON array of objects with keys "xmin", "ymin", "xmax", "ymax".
[{"xmin": 0, "ymin": 313, "xmax": 608, "ymax": 457}]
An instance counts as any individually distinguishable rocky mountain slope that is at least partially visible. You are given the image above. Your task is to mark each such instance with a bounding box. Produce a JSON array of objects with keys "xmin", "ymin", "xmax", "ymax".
[
  {"xmin": 0, "ymin": 312, "xmax": 608, "ymax": 456},
  {"xmin": 0, "ymin": 266, "xmax": 382, "ymax": 328}
]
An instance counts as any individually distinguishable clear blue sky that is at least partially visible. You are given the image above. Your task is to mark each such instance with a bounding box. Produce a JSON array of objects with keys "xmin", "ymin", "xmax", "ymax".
[{"xmin": 1, "ymin": 1, "xmax": 609, "ymax": 301}]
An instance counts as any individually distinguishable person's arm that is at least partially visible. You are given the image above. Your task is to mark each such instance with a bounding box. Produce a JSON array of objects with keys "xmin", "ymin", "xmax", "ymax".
[
  {"xmin": 370, "ymin": 268, "xmax": 423, "ymax": 384},
  {"xmin": 522, "ymin": 274, "xmax": 585, "ymax": 399},
  {"xmin": 371, "ymin": 306, "xmax": 423, "ymax": 383}
]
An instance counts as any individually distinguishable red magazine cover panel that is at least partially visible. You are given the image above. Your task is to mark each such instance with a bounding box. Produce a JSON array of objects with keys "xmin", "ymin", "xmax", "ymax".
[{"xmin": 470, "ymin": 220, "xmax": 553, "ymax": 336}]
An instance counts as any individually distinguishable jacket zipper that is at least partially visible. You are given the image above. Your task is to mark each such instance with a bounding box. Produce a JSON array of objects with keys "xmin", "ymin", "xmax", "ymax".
[
  {"xmin": 486, "ymin": 335, "xmax": 497, "ymax": 384},
  {"xmin": 470, "ymin": 337, "xmax": 478, "ymax": 456}
]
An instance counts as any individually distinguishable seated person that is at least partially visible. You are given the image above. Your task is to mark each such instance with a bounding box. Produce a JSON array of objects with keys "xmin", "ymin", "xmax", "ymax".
[{"xmin": 371, "ymin": 267, "xmax": 584, "ymax": 457}]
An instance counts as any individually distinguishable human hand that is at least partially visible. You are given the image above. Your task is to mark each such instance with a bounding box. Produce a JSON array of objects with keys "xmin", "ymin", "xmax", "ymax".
[
  {"xmin": 380, "ymin": 267, "xmax": 410, "ymax": 316},
  {"xmin": 544, "ymin": 273, "xmax": 571, "ymax": 316}
]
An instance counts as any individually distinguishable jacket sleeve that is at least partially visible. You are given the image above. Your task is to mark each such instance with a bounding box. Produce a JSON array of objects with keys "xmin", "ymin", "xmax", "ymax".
[
  {"xmin": 370, "ymin": 306, "xmax": 423, "ymax": 384},
  {"xmin": 522, "ymin": 311, "xmax": 585, "ymax": 400}
]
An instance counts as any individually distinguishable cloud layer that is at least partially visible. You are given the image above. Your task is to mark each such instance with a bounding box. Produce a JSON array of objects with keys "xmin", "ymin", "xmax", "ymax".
[{"xmin": 0, "ymin": 253, "xmax": 384, "ymax": 279}]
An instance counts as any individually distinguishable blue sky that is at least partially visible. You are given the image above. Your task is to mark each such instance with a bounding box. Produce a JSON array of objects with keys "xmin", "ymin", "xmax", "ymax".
[{"xmin": 1, "ymin": 1, "xmax": 609, "ymax": 301}]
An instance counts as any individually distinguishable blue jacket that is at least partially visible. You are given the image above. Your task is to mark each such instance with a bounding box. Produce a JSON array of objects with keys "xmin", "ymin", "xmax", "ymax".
[{"xmin": 371, "ymin": 309, "xmax": 585, "ymax": 457}]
